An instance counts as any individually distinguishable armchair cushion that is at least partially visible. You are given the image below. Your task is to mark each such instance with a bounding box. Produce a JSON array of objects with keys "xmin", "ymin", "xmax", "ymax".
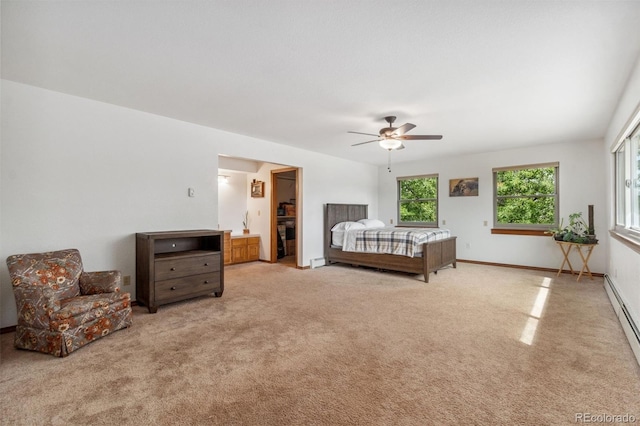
[{"xmin": 51, "ymin": 292, "xmax": 131, "ymax": 333}]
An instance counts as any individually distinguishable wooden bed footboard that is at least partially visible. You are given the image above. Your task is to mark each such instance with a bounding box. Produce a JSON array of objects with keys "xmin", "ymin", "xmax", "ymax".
[{"xmin": 422, "ymin": 237, "xmax": 457, "ymax": 282}]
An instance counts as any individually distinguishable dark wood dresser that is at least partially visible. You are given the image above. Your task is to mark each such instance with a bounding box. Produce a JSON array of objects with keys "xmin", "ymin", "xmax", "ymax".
[{"xmin": 136, "ymin": 230, "xmax": 224, "ymax": 313}]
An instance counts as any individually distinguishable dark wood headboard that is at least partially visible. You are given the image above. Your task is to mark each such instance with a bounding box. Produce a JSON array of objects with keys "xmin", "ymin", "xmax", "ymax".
[{"xmin": 324, "ymin": 203, "xmax": 368, "ymax": 254}]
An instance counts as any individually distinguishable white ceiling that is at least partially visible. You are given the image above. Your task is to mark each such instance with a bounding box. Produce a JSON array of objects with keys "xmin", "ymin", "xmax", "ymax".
[{"xmin": 3, "ymin": 1, "xmax": 640, "ymax": 166}]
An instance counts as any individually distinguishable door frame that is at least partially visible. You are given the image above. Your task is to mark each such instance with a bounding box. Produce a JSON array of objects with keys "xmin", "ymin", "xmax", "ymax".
[{"xmin": 270, "ymin": 167, "xmax": 300, "ymax": 266}]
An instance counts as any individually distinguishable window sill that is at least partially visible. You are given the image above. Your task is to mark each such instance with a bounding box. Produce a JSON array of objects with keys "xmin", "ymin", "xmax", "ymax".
[
  {"xmin": 491, "ymin": 228, "xmax": 549, "ymax": 237},
  {"xmin": 609, "ymin": 229, "xmax": 640, "ymax": 254}
]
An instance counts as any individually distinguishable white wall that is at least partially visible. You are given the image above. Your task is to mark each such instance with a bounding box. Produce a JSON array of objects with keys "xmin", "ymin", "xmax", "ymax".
[
  {"xmin": 604, "ymin": 54, "xmax": 640, "ymax": 325},
  {"xmin": 217, "ymin": 171, "xmax": 249, "ymax": 233},
  {"xmin": 378, "ymin": 139, "xmax": 607, "ymax": 272},
  {"xmin": 0, "ymin": 80, "xmax": 379, "ymax": 327}
]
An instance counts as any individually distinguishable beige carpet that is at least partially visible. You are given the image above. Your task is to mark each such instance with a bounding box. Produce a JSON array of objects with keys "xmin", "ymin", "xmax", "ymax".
[{"xmin": 1, "ymin": 262, "xmax": 639, "ymax": 425}]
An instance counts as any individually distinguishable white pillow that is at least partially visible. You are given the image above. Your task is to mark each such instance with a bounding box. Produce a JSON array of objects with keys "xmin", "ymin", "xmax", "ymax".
[
  {"xmin": 332, "ymin": 230, "xmax": 345, "ymax": 246},
  {"xmin": 357, "ymin": 218, "xmax": 386, "ymax": 229},
  {"xmin": 331, "ymin": 221, "xmax": 366, "ymax": 246},
  {"xmin": 331, "ymin": 221, "xmax": 366, "ymax": 232}
]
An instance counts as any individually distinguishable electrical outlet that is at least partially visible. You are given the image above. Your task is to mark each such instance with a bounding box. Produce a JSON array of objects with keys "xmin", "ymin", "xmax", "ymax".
[
  {"xmin": 465, "ymin": 243, "xmax": 471, "ymax": 249},
  {"xmin": 483, "ymin": 220, "xmax": 488, "ymax": 227},
  {"xmin": 442, "ymin": 219, "xmax": 446, "ymax": 225},
  {"xmin": 390, "ymin": 219, "xmax": 393, "ymax": 224},
  {"xmin": 123, "ymin": 275, "xmax": 131, "ymax": 286}
]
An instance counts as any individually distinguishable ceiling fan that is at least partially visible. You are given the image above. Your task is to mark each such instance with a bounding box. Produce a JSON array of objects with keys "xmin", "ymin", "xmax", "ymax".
[{"xmin": 348, "ymin": 116, "xmax": 442, "ymax": 151}]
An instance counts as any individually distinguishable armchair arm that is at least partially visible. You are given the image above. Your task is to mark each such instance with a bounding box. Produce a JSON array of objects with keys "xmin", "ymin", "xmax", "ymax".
[
  {"xmin": 12, "ymin": 284, "xmax": 61, "ymax": 328},
  {"xmin": 79, "ymin": 271, "xmax": 122, "ymax": 295}
]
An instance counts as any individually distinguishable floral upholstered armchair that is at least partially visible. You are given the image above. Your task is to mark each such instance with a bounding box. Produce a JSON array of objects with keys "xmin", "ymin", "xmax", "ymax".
[{"xmin": 6, "ymin": 248, "xmax": 132, "ymax": 357}]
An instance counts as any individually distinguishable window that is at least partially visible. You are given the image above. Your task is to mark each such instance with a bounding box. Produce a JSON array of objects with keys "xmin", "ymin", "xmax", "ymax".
[
  {"xmin": 614, "ymin": 121, "xmax": 640, "ymax": 243},
  {"xmin": 493, "ymin": 163, "xmax": 559, "ymax": 230},
  {"xmin": 397, "ymin": 175, "xmax": 438, "ymax": 226}
]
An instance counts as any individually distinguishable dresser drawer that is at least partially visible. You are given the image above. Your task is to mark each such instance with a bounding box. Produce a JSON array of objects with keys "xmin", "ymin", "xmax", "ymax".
[
  {"xmin": 155, "ymin": 253, "xmax": 220, "ymax": 281},
  {"xmin": 155, "ymin": 274, "xmax": 221, "ymax": 302}
]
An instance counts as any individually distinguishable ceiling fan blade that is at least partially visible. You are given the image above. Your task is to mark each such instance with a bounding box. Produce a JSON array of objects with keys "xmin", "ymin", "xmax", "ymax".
[
  {"xmin": 348, "ymin": 131, "xmax": 380, "ymax": 137},
  {"xmin": 351, "ymin": 139, "xmax": 381, "ymax": 146},
  {"xmin": 396, "ymin": 144, "xmax": 406, "ymax": 150},
  {"xmin": 397, "ymin": 135, "xmax": 443, "ymax": 140},
  {"xmin": 392, "ymin": 123, "xmax": 416, "ymax": 136}
]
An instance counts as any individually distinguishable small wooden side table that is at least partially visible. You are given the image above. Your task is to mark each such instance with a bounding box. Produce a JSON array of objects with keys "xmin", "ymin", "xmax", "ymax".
[{"xmin": 555, "ymin": 241, "xmax": 597, "ymax": 281}]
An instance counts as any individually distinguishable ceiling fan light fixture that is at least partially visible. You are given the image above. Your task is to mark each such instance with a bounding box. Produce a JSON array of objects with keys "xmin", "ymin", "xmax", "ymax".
[
  {"xmin": 349, "ymin": 115, "xmax": 442, "ymax": 150},
  {"xmin": 379, "ymin": 138, "xmax": 402, "ymax": 150}
]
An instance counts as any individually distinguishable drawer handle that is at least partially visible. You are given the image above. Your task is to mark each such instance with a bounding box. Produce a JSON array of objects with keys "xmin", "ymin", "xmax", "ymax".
[
  {"xmin": 170, "ymin": 267, "xmax": 176, "ymax": 271},
  {"xmin": 204, "ymin": 263, "xmax": 209, "ymax": 266},
  {"xmin": 204, "ymin": 280, "xmax": 209, "ymax": 284},
  {"xmin": 170, "ymin": 286, "xmax": 177, "ymax": 290}
]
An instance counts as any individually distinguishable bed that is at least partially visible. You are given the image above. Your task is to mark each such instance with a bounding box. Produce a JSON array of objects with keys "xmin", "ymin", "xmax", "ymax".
[{"xmin": 324, "ymin": 203, "xmax": 457, "ymax": 282}]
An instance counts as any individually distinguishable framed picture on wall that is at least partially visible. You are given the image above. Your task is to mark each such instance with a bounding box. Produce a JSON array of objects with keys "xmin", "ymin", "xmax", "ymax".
[
  {"xmin": 251, "ymin": 180, "xmax": 264, "ymax": 198},
  {"xmin": 449, "ymin": 178, "xmax": 479, "ymax": 196}
]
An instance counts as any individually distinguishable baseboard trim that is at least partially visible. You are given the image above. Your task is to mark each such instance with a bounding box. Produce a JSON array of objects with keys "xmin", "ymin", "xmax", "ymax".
[
  {"xmin": 456, "ymin": 258, "xmax": 604, "ymax": 277},
  {"xmin": 1, "ymin": 325, "xmax": 16, "ymax": 335},
  {"xmin": 604, "ymin": 274, "xmax": 640, "ymax": 366}
]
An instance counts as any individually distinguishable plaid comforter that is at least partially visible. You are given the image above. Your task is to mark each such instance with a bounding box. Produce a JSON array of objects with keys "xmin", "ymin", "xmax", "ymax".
[{"xmin": 342, "ymin": 227, "xmax": 451, "ymax": 257}]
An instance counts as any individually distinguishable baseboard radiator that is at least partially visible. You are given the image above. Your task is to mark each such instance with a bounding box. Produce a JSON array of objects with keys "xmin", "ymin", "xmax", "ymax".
[
  {"xmin": 604, "ymin": 274, "xmax": 640, "ymax": 366},
  {"xmin": 310, "ymin": 257, "xmax": 326, "ymax": 269}
]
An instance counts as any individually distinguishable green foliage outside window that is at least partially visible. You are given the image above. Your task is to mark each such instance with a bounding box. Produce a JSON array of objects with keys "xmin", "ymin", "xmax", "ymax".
[
  {"xmin": 495, "ymin": 166, "xmax": 557, "ymax": 226},
  {"xmin": 398, "ymin": 176, "xmax": 438, "ymax": 225}
]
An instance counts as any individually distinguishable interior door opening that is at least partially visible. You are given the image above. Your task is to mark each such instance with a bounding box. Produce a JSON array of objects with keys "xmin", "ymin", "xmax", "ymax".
[{"xmin": 271, "ymin": 168, "xmax": 298, "ymax": 268}]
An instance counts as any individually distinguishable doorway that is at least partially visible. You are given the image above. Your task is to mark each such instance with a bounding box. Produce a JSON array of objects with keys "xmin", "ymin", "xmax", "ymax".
[{"xmin": 271, "ymin": 168, "xmax": 299, "ymax": 267}]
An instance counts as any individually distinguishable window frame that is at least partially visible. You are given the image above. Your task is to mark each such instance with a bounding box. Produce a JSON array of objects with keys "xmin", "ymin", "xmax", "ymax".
[
  {"xmin": 492, "ymin": 162, "xmax": 559, "ymax": 232},
  {"xmin": 612, "ymin": 114, "xmax": 640, "ymax": 248},
  {"xmin": 397, "ymin": 174, "xmax": 439, "ymax": 227},
  {"xmin": 615, "ymin": 143, "xmax": 627, "ymax": 226}
]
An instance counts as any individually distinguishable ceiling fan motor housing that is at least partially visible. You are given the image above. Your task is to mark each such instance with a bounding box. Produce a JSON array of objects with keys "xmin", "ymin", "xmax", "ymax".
[
  {"xmin": 381, "ymin": 117, "xmax": 398, "ymax": 137},
  {"xmin": 380, "ymin": 127, "xmax": 396, "ymax": 137}
]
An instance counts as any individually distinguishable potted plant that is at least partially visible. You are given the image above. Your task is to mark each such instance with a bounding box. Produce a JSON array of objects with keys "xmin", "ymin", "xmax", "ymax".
[
  {"xmin": 547, "ymin": 212, "xmax": 597, "ymax": 244},
  {"xmin": 242, "ymin": 211, "xmax": 250, "ymax": 234},
  {"xmin": 565, "ymin": 212, "xmax": 587, "ymax": 243},
  {"xmin": 546, "ymin": 217, "xmax": 567, "ymax": 241}
]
